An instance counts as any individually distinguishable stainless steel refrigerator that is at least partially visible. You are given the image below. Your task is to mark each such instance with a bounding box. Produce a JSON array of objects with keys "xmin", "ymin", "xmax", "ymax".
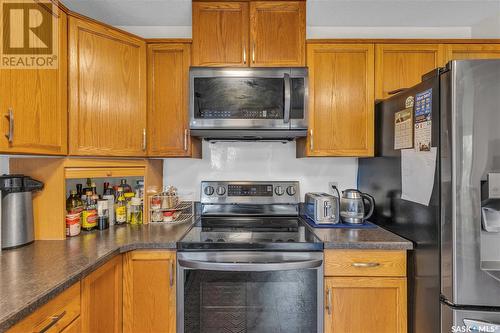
[{"xmin": 359, "ymin": 60, "xmax": 500, "ymax": 333}]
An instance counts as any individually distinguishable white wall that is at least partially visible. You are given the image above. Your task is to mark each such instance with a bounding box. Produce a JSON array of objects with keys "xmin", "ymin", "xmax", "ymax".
[{"xmin": 163, "ymin": 141, "xmax": 358, "ymax": 199}]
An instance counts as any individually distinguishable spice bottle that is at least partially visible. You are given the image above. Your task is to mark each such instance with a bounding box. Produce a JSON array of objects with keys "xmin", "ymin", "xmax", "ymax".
[{"xmin": 66, "ymin": 190, "xmax": 82, "ymax": 237}]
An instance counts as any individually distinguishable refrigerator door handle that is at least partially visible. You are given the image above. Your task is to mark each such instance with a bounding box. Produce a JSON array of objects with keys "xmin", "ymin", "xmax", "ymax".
[{"xmin": 463, "ymin": 319, "xmax": 500, "ymax": 332}]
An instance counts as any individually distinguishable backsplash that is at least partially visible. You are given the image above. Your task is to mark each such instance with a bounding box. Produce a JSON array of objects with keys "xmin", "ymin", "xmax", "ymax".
[{"xmin": 163, "ymin": 141, "xmax": 358, "ymax": 199}]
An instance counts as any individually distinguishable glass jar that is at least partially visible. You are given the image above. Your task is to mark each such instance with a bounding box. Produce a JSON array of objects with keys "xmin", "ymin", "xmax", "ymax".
[{"xmin": 129, "ymin": 197, "xmax": 143, "ymax": 225}]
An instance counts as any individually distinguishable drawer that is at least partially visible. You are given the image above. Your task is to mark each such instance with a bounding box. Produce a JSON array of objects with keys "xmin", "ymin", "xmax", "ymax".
[
  {"xmin": 8, "ymin": 282, "xmax": 81, "ymax": 333},
  {"xmin": 324, "ymin": 250, "xmax": 406, "ymax": 277}
]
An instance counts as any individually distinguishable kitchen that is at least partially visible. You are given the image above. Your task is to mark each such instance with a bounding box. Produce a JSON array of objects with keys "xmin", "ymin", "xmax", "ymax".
[{"xmin": 0, "ymin": 0, "xmax": 500, "ymax": 332}]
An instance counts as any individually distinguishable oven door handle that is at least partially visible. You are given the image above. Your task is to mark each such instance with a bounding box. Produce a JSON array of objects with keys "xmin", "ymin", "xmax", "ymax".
[
  {"xmin": 178, "ymin": 258, "xmax": 322, "ymax": 271},
  {"xmin": 283, "ymin": 73, "xmax": 291, "ymax": 124}
]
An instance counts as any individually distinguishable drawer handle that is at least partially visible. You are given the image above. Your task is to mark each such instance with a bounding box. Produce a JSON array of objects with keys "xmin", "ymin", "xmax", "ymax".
[
  {"xmin": 352, "ymin": 262, "xmax": 380, "ymax": 268},
  {"xmin": 106, "ymin": 171, "xmax": 113, "ymax": 177},
  {"xmin": 36, "ymin": 310, "xmax": 66, "ymax": 333}
]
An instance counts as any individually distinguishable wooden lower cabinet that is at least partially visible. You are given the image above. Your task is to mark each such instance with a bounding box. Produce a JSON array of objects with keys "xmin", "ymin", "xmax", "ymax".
[
  {"xmin": 7, "ymin": 283, "xmax": 81, "ymax": 333},
  {"xmin": 324, "ymin": 277, "xmax": 407, "ymax": 333},
  {"xmin": 324, "ymin": 250, "xmax": 407, "ymax": 333},
  {"xmin": 123, "ymin": 250, "xmax": 176, "ymax": 333},
  {"xmin": 81, "ymin": 255, "xmax": 123, "ymax": 333}
]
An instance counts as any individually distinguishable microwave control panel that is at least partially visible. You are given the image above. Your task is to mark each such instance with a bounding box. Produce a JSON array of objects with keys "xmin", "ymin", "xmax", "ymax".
[{"xmin": 198, "ymin": 109, "xmax": 282, "ymax": 119}]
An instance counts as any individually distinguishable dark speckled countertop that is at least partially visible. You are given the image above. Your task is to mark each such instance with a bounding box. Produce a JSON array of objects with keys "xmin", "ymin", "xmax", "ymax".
[
  {"xmin": 0, "ymin": 222, "xmax": 192, "ymax": 332},
  {"xmin": 0, "ymin": 220, "xmax": 412, "ymax": 332}
]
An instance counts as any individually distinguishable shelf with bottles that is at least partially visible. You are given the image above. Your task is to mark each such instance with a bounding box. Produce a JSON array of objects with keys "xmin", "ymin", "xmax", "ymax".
[
  {"xmin": 149, "ymin": 187, "xmax": 194, "ymax": 224},
  {"xmin": 65, "ymin": 176, "xmax": 147, "ymax": 236}
]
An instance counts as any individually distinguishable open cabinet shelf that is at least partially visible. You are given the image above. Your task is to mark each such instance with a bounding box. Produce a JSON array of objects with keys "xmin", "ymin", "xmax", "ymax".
[{"xmin": 10, "ymin": 158, "xmax": 163, "ymax": 240}]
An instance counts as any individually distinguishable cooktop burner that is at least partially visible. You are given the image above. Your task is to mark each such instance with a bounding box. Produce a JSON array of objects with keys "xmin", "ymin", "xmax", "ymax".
[
  {"xmin": 178, "ymin": 216, "xmax": 323, "ymax": 251},
  {"xmin": 178, "ymin": 181, "xmax": 323, "ymax": 251}
]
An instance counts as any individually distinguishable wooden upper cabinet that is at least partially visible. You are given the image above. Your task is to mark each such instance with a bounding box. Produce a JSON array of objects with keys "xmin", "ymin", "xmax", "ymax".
[
  {"xmin": 68, "ymin": 16, "xmax": 147, "ymax": 156},
  {"xmin": 375, "ymin": 44, "xmax": 444, "ymax": 99},
  {"xmin": 250, "ymin": 1, "xmax": 305, "ymax": 67},
  {"xmin": 298, "ymin": 43, "xmax": 374, "ymax": 157},
  {"xmin": 445, "ymin": 43, "xmax": 500, "ymax": 62},
  {"xmin": 0, "ymin": 6, "xmax": 67, "ymax": 155},
  {"xmin": 192, "ymin": 2, "xmax": 249, "ymax": 66},
  {"xmin": 81, "ymin": 255, "xmax": 123, "ymax": 333},
  {"xmin": 147, "ymin": 42, "xmax": 201, "ymax": 157},
  {"xmin": 123, "ymin": 250, "xmax": 176, "ymax": 333}
]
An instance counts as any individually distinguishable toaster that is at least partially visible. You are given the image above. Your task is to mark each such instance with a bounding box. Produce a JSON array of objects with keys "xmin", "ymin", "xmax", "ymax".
[{"xmin": 304, "ymin": 192, "xmax": 340, "ymax": 224}]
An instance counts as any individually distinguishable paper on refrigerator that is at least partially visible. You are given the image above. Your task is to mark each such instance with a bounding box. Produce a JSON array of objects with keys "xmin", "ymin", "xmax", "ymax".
[{"xmin": 401, "ymin": 147, "xmax": 437, "ymax": 206}]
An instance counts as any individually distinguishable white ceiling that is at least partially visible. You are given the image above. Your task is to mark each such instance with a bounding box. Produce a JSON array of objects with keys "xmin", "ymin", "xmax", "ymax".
[{"xmin": 61, "ymin": 0, "xmax": 500, "ymax": 38}]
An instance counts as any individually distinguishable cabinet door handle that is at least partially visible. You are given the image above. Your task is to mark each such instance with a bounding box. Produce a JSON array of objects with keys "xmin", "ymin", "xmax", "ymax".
[
  {"xmin": 243, "ymin": 46, "xmax": 247, "ymax": 64},
  {"xmin": 5, "ymin": 108, "xmax": 13, "ymax": 143},
  {"xmin": 309, "ymin": 129, "xmax": 314, "ymax": 151},
  {"xmin": 183, "ymin": 129, "xmax": 188, "ymax": 151},
  {"xmin": 142, "ymin": 128, "xmax": 147, "ymax": 151},
  {"xmin": 252, "ymin": 41, "xmax": 255, "ymax": 63},
  {"xmin": 326, "ymin": 287, "xmax": 332, "ymax": 316},
  {"xmin": 36, "ymin": 310, "xmax": 66, "ymax": 333},
  {"xmin": 169, "ymin": 260, "xmax": 175, "ymax": 287},
  {"xmin": 351, "ymin": 262, "xmax": 380, "ymax": 268}
]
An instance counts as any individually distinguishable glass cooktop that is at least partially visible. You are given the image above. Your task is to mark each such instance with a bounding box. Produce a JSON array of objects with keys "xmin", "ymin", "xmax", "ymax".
[{"xmin": 178, "ymin": 216, "xmax": 323, "ymax": 251}]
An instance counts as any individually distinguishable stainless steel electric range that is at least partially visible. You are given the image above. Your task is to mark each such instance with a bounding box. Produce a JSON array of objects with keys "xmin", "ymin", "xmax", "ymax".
[{"xmin": 177, "ymin": 181, "xmax": 323, "ymax": 333}]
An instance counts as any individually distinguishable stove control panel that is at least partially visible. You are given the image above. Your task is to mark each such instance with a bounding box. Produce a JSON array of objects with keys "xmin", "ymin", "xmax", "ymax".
[{"xmin": 201, "ymin": 181, "xmax": 300, "ymax": 204}]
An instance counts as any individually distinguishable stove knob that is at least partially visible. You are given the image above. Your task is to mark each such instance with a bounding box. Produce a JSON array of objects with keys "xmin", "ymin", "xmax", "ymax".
[
  {"xmin": 216, "ymin": 186, "xmax": 226, "ymax": 196},
  {"xmin": 275, "ymin": 186, "xmax": 284, "ymax": 196},
  {"xmin": 286, "ymin": 186, "xmax": 296, "ymax": 196},
  {"xmin": 204, "ymin": 186, "xmax": 215, "ymax": 196}
]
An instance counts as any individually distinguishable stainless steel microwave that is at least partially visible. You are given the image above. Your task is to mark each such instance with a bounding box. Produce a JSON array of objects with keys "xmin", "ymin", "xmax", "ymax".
[{"xmin": 189, "ymin": 67, "xmax": 308, "ymax": 140}]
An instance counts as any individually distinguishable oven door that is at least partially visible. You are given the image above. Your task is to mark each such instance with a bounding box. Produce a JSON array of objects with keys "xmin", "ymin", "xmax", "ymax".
[
  {"xmin": 177, "ymin": 251, "xmax": 323, "ymax": 333},
  {"xmin": 189, "ymin": 68, "xmax": 308, "ymax": 131}
]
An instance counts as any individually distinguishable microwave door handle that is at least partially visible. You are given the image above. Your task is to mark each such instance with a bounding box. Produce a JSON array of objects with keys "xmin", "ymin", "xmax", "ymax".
[
  {"xmin": 284, "ymin": 73, "xmax": 291, "ymax": 124},
  {"xmin": 178, "ymin": 259, "xmax": 322, "ymax": 271}
]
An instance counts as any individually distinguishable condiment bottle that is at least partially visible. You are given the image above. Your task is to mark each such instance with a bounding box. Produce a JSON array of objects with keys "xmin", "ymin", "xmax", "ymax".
[
  {"xmin": 115, "ymin": 187, "xmax": 127, "ymax": 224},
  {"xmin": 82, "ymin": 190, "xmax": 97, "ymax": 230}
]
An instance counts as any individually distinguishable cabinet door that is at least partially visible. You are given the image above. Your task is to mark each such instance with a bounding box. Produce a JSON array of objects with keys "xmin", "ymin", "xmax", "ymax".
[
  {"xmin": 445, "ymin": 44, "xmax": 500, "ymax": 62},
  {"xmin": 375, "ymin": 44, "xmax": 444, "ymax": 99},
  {"xmin": 250, "ymin": 1, "xmax": 305, "ymax": 67},
  {"xmin": 68, "ymin": 16, "xmax": 147, "ymax": 156},
  {"xmin": 1, "ymin": 7, "xmax": 67, "ymax": 155},
  {"xmin": 192, "ymin": 2, "xmax": 249, "ymax": 67},
  {"xmin": 324, "ymin": 277, "xmax": 407, "ymax": 333},
  {"xmin": 299, "ymin": 44, "xmax": 374, "ymax": 157},
  {"xmin": 147, "ymin": 43, "xmax": 199, "ymax": 157},
  {"xmin": 123, "ymin": 251, "xmax": 176, "ymax": 333},
  {"xmin": 81, "ymin": 255, "xmax": 122, "ymax": 333}
]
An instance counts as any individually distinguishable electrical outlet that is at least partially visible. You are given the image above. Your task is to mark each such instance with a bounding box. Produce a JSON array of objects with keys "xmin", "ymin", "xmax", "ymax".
[{"xmin": 328, "ymin": 181, "xmax": 339, "ymax": 194}]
